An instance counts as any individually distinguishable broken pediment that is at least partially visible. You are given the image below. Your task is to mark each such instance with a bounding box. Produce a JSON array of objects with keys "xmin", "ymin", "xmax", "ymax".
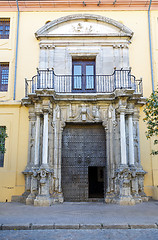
[{"xmin": 35, "ymin": 14, "xmax": 133, "ymax": 39}]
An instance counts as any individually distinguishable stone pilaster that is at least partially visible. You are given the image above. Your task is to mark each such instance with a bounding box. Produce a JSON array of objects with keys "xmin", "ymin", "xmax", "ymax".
[
  {"xmin": 113, "ymin": 99, "xmax": 135, "ymax": 205},
  {"xmin": 52, "ymin": 106, "xmax": 64, "ymax": 203},
  {"xmin": 26, "ymin": 168, "xmax": 38, "ymax": 205},
  {"xmin": 56, "ymin": 121, "xmax": 65, "ymax": 203},
  {"xmin": 104, "ymin": 106, "xmax": 116, "ymax": 203},
  {"xmin": 22, "ymin": 107, "xmax": 36, "ymax": 202},
  {"xmin": 137, "ymin": 168, "xmax": 148, "ymax": 202},
  {"xmin": 34, "ymin": 100, "xmax": 54, "ymax": 206}
]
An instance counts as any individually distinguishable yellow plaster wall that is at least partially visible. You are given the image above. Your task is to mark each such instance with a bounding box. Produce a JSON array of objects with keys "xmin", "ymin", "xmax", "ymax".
[
  {"xmin": 146, "ymin": 11, "xmax": 158, "ymax": 199},
  {"xmin": 0, "ymin": 12, "xmax": 17, "ymax": 101},
  {"xmin": 0, "ymin": 9, "xmax": 157, "ymax": 201},
  {"xmin": 0, "ymin": 104, "xmax": 28, "ymax": 202}
]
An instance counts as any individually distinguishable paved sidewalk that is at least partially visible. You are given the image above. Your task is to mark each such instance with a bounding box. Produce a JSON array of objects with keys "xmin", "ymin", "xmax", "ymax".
[{"xmin": 0, "ymin": 201, "xmax": 158, "ymax": 230}]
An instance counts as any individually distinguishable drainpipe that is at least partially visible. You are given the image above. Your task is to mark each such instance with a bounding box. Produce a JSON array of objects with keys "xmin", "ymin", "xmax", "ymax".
[
  {"xmin": 148, "ymin": 0, "xmax": 154, "ymax": 92},
  {"xmin": 13, "ymin": 0, "xmax": 20, "ymax": 100}
]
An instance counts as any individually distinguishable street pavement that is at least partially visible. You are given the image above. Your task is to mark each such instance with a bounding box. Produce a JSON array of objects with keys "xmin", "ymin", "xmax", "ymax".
[
  {"xmin": 0, "ymin": 229, "xmax": 158, "ymax": 240},
  {"xmin": 0, "ymin": 200, "xmax": 158, "ymax": 239}
]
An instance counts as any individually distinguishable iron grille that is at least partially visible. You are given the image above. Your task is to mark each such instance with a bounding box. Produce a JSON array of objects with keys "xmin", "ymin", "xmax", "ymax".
[
  {"xmin": 0, "ymin": 18, "xmax": 10, "ymax": 39},
  {"xmin": 25, "ymin": 68, "xmax": 143, "ymax": 96},
  {"xmin": 0, "ymin": 63, "xmax": 9, "ymax": 91}
]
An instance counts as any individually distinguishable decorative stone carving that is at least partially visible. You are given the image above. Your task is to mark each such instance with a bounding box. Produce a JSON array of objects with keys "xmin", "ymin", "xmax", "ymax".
[
  {"xmin": 34, "ymin": 166, "xmax": 54, "ymax": 206},
  {"xmin": 39, "ymin": 43, "xmax": 55, "ymax": 49},
  {"xmin": 72, "ymin": 23, "xmax": 93, "ymax": 33}
]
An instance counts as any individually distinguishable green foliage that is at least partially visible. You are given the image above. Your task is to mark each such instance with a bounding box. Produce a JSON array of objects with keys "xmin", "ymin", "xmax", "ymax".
[
  {"xmin": 143, "ymin": 89, "xmax": 158, "ymax": 155},
  {"xmin": 0, "ymin": 127, "xmax": 8, "ymax": 154}
]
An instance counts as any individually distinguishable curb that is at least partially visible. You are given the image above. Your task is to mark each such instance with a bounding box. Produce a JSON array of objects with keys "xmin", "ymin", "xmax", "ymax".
[{"xmin": 0, "ymin": 223, "xmax": 158, "ymax": 230}]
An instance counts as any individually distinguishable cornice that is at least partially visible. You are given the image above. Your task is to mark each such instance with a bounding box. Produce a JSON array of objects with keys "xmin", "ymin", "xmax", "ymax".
[{"xmin": 0, "ymin": 0, "xmax": 158, "ymax": 11}]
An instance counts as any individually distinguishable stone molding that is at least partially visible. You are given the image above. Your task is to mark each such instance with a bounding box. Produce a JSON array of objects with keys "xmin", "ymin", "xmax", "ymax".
[{"xmin": 35, "ymin": 14, "xmax": 133, "ymax": 39}]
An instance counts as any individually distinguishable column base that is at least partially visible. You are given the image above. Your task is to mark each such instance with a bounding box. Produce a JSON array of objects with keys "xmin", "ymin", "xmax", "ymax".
[
  {"xmin": 26, "ymin": 193, "xmax": 37, "ymax": 205},
  {"xmin": 139, "ymin": 192, "xmax": 149, "ymax": 202},
  {"xmin": 132, "ymin": 194, "xmax": 143, "ymax": 204},
  {"xmin": 34, "ymin": 195, "xmax": 52, "ymax": 206},
  {"xmin": 114, "ymin": 195, "xmax": 135, "ymax": 206},
  {"xmin": 105, "ymin": 192, "xmax": 115, "ymax": 204},
  {"xmin": 52, "ymin": 192, "xmax": 64, "ymax": 204}
]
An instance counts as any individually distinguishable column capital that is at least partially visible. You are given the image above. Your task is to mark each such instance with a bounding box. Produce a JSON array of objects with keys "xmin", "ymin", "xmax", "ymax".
[
  {"xmin": 28, "ymin": 111, "xmax": 36, "ymax": 121},
  {"xmin": 133, "ymin": 108, "xmax": 140, "ymax": 121},
  {"xmin": 42, "ymin": 99, "xmax": 51, "ymax": 114},
  {"xmin": 126, "ymin": 109, "xmax": 134, "ymax": 115},
  {"xmin": 35, "ymin": 108, "xmax": 42, "ymax": 116},
  {"xmin": 118, "ymin": 105, "xmax": 126, "ymax": 114},
  {"xmin": 42, "ymin": 108, "xmax": 50, "ymax": 114}
]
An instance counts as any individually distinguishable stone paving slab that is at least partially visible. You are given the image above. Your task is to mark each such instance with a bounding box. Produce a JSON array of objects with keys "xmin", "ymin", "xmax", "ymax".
[{"xmin": 0, "ymin": 201, "xmax": 158, "ymax": 230}]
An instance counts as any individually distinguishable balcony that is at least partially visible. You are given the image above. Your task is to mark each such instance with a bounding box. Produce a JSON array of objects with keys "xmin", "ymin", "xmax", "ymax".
[{"xmin": 25, "ymin": 68, "xmax": 143, "ymax": 97}]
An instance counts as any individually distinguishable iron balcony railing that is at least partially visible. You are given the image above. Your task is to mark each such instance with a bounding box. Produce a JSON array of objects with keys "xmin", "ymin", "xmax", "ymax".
[{"xmin": 25, "ymin": 68, "xmax": 143, "ymax": 97}]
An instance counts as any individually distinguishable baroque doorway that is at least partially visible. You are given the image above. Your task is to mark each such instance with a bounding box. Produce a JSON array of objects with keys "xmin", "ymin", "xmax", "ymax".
[{"xmin": 61, "ymin": 123, "xmax": 106, "ymax": 201}]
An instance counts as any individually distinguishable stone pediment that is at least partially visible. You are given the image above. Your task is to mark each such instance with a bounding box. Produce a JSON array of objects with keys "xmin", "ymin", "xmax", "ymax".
[{"xmin": 35, "ymin": 14, "xmax": 133, "ymax": 39}]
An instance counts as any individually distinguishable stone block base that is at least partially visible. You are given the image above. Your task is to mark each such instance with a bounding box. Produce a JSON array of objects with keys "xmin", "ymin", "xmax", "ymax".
[
  {"xmin": 52, "ymin": 192, "xmax": 64, "ymax": 204},
  {"xmin": 105, "ymin": 193, "xmax": 115, "ymax": 204},
  {"xmin": 113, "ymin": 196, "xmax": 135, "ymax": 205},
  {"xmin": 34, "ymin": 195, "xmax": 52, "ymax": 206},
  {"xmin": 12, "ymin": 191, "xmax": 30, "ymax": 203},
  {"xmin": 26, "ymin": 193, "xmax": 36, "ymax": 205}
]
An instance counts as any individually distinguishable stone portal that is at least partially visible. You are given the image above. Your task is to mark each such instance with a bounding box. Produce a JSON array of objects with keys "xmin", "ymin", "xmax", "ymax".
[{"xmin": 61, "ymin": 123, "xmax": 106, "ymax": 201}]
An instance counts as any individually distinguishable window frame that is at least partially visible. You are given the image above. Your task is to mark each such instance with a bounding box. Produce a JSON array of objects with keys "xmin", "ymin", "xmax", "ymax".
[
  {"xmin": 72, "ymin": 59, "xmax": 96, "ymax": 93},
  {"xmin": 0, "ymin": 63, "xmax": 9, "ymax": 92},
  {"xmin": 0, "ymin": 18, "xmax": 10, "ymax": 39}
]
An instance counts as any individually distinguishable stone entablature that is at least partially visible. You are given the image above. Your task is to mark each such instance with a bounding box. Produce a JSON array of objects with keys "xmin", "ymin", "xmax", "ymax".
[{"xmin": 20, "ymin": 89, "xmax": 148, "ymax": 206}]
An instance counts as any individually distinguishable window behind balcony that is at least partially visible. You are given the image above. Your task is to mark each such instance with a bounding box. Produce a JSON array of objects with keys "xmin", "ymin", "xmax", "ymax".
[
  {"xmin": 0, "ymin": 18, "xmax": 10, "ymax": 39},
  {"xmin": 0, "ymin": 63, "xmax": 9, "ymax": 91},
  {"xmin": 72, "ymin": 59, "xmax": 95, "ymax": 93}
]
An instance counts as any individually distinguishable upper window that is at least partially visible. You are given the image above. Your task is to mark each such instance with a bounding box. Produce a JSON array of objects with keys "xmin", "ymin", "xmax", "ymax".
[
  {"xmin": 0, "ymin": 63, "xmax": 9, "ymax": 91},
  {"xmin": 72, "ymin": 59, "xmax": 96, "ymax": 93},
  {"xmin": 0, "ymin": 18, "xmax": 10, "ymax": 39}
]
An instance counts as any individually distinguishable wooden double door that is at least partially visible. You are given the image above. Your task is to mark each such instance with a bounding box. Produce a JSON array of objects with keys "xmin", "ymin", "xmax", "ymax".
[{"xmin": 61, "ymin": 124, "xmax": 106, "ymax": 201}]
